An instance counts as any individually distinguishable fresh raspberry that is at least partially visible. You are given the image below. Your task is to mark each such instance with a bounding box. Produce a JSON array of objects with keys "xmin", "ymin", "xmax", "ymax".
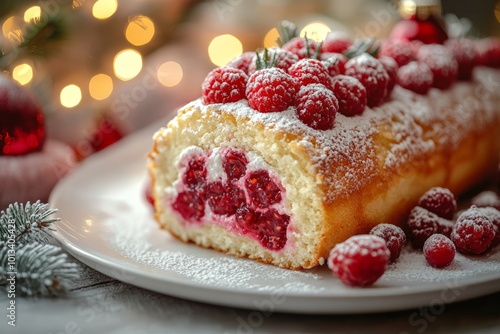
[
  {"xmin": 202, "ymin": 67, "xmax": 248, "ymax": 104},
  {"xmin": 471, "ymin": 191, "xmax": 500, "ymax": 211},
  {"xmin": 444, "ymin": 38, "xmax": 477, "ymax": 80},
  {"xmin": 407, "ymin": 206, "xmax": 454, "ymax": 248},
  {"xmin": 321, "ymin": 52, "xmax": 348, "ymax": 76},
  {"xmin": 321, "ymin": 32, "xmax": 352, "ymax": 54},
  {"xmin": 451, "ymin": 206, "xmax": 495, "ymax": 255},
  {"xmin": 245, "ymin": 170, "xmax": 282, "ymax": 209},
  {"xmin": 256, "ymin": 209, "xmax": 290, "ymax": 250},
  {"xmin": 379, "ymin": 39, "xmax": 416, "ymax": 67},
  {"xmin": 418, "ymin": 187, "xmax": 457, "ymax": 220},
  {"xmin": 182, "ymin": 154, "xmax": 207, "ymax": 190},
  {"xmin": 282, "ymin": 36, "xmax": 319, "ymax": 59},
  {"xmin": 246, "ymin": 67, "xmax": 299, "ymax": 112},
  {"xmin": 330, "ymin": 75, "xmax": 367, "ymax": 117},
  {"xmin": 288, "ymin": 58, "xmax": 331, "ymax": 88},
  {"xmin": 295, "ymin": 84, "xmax": 339, "ymax": 130},
  {"xmin": 423, "ymin": 234, "xmax": 456, "ymax": 268},
  {"xmin": 417, "ymin": 44, "xmax": 458, "ymax": 90},
  {"xmin": 222, "ymin": 147, "xmax": 248, "ymax": 181},
  {"xmin": 344, "ymin": 53, "xmax": 389, "ymax": 107},
  {"xmin": 247, "ymin": 47, "xmax": 299, "ymax": 75},
  {"xmin": 206, "ymin": 181, "xmax": 245, "ymax": 216},
  {"xmin": 397, "ymin": 61, "xmax": 434, "ymax": 95},
  {"xmin": 378, "ymin": 56, "xmax": 398, "ymax": 97},
  {"xmin": 226, "ymin": 51, "xmax": 255, "ymax": 75},
  {"xmin": 327, "ymin": 235, "xmax": 390, "ymax": 287},
  {"xmin": 172, "ymin": 190, "xmax": 206, "ymax": 221},
  {"xmin": 369, "ymin": 223, "xmax": 407, "ymax": 263},
  {"xmin": 478, "ymin": 207, "xmax": 500, "ymax": 248},
  {"xmin": 475, "ymin": 38, "xmax": 500, "ymax": 68}
]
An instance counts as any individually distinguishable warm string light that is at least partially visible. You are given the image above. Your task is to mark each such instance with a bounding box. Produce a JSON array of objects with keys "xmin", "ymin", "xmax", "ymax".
[
  {"xmin": 92, "ymin": 0, "xmax": 118, "ymax": 20},
  {"xmin": 208, "ymin": 34, "xmax": 243, "ymax": 66},
  {"xmin": 60, "ymin": 84, "xmax": 82, "ymax": 108},
  {"xmin": 113, "ymin": 49, "xmax": 143, "ymax": 81},
  {"xmin": 0, "ymin": 3, "xmax": 183, "ymax": 108},
  {"xmin": 126, "ymin": 15, "xmax": 155, "ymax": 46},
  {"xmin": 12, "ymin": 63, "xmax": 33, "ymax": 85},
  {"xmin": 264, "ymin": 28, "xmax": 280, "ymax": 48},
  {"xmin": 157, "ymin": 61, "xmax": 183, "ymax": 87},
  {"xmin": 300, "ymin": 21, "xmax": 331, "ymax": 42}
]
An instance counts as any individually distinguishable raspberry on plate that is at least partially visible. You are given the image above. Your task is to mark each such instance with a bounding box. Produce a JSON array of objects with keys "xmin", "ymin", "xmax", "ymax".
[
  {"xmin": 344, "ymin": 53, "xmax": 389, "ymax": 107},
  {"xmin": 407, "ymin": 206, "xmax": 454, "ymax": 248},
  {"xmin": 417, "ymin": 44, "xmax": 458, "ymax": 90},
  {"xmin": 444, "ymin": 38, "xmax": 477, "ymax": 81},
  {"xmin": 451, "ymin": 206, "xmax": 495, "ymax": 255},
  {"xmin": 327, "ymin": 235, "xmax": 390, "ymax": 287},
  {"xmin": 282, "ymin": 36, "xmax": 319, "ymax": 59},
  {"xmin": 330, "ymin": 75, "xmax": 367, "ymax": 117},
  {"xmin": 418, "ymin": 187, "xmax": 457, "ymax": 220},
  {"xmin": 478, "ymin": 207, "xmax": 500, "ymax": 248},
  {"xmin": 202, "ymin": 67, "xmax": 248, "ymax": 104},
  {"xmin": 295, "ymin": 84, "xmax": 338, "ymax": 130},
  {"xmin": 246, "ymin": 67, "xmax": 298, "ymax": 113},
  {"xmin": 397, "ymin": 61, "xmax": 433, "ymax": 95},
  {"xmin": 471, "ymin": 190, "xmax": 500, "ymax": 211},
  {"xmin": 369, "ymin": 223, "xmax": 406, "ymax": 263},
  {"xmin": 379, "ymin": 39, "xmax": 416, "ymax": 67},
  {"xmin": 423, "ymin": 234, "xmax": 456, "ymax": 268},
  {"xmin": 288, "ymin": 58, "xmax": 331, "ymax": 89}
]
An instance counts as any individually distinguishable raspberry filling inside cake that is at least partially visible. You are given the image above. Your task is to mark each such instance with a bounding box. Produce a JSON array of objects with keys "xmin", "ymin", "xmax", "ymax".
[{"xmin": 166, "ymin": 146, "xmax": 292, "ymax": 251}]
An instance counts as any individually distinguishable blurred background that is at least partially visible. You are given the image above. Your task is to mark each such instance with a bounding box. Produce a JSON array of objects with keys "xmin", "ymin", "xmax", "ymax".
[{"xmin": 1, "ymin": 0, "xmax": 499, "ymax": 158}]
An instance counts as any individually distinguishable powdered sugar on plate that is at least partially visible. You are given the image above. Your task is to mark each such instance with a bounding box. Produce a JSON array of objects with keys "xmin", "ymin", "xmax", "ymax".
[{"xmin": 103, "ymin": 197, "xmax": 500, "ymax": 294}]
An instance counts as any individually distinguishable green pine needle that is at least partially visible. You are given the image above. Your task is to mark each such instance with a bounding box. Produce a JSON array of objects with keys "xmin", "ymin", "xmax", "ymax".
[
  {"xmin": 254, "ymin": 48, "xmax": 278, "ymax": 71},
  {"xmin": 0, "ymin": 201, "xmax": 60, "ymax": 244},
  {"xmin": 0, "ymin": 242, "xmax": 80, "ymax": 297},
  {"xmin": 343, "ymin": 38, "xmax": 380, "ymax": 59},
  {"xmin": 277, "ymin": 20, "xmax": 298, "ymax": 46}
]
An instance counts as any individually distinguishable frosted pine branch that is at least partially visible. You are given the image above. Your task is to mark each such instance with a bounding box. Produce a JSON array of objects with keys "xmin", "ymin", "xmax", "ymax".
[
  {"xmin": 0, "ymin": 242, "xmax": 80, "ymax": 297},
  {"xmin": 0, "ymin": 201, "xmax": 60, "ymax": 244}
]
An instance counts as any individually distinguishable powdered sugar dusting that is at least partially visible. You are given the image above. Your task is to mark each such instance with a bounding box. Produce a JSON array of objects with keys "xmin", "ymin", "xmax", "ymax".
[
  {"xmin": 184, "ymin": 70, "xmax": 500, "ymax": 203},
  {"xmin": 104, "ymin": 208, "xmax": 500, "ymax": 291}
]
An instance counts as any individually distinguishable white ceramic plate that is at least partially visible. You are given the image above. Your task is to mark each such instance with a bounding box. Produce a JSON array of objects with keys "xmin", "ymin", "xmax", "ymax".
[{"xmin": 50, "ymin": 121, "xmax": 500, "ymax": 314}]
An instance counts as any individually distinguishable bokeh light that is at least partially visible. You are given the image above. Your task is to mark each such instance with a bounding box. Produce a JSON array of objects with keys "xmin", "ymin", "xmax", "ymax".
[
  {"xmin": 89, "ymin": 74, "xmax": 113, "ymax": 100},
  {"xmin": 264, "ymin": 28, "xmax": 280, "ymax": 48},
  {"xmin": 300, "ymin": 21, "xmax": 331, "ymax": 42},
  {"xmin": 2, "ymin": 16, "xmax": 22, "ymax": 40},
  {"xmin": 60, "ymin": 84, "xmax": 82, "ymax": 108},
  {"xmin": 113, "ymin": 49, "xmax": 143, "ymax": 81},
  {"xmin": 125, "ymin": 15, "xmax": 155, "ymax": 46},
  {"xmin": 208, "ymin": 34, "xmax": 242, "ymax": 66},
  {"xmin": 12, "ymin": 63, "xmax": 33, "ymax": 86},
  {"xmin": 24, "ymin": 6, "xmax": 41, "ymax": 22},
  {"xmin": 157, "ymin": 61, "xmax": 183, "ymax": 87},
  {"xmin": 92, "ymin": 0, "xmax": 118, "ymax": 20}
]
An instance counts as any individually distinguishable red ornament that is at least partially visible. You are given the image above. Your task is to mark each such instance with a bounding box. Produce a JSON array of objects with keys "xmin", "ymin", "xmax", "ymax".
[
  {"xmin": 389, "ymin": 0, "xmax": 448, "ymax": 45},
  {"xmin": 0, "ymin": 75, "xmax": 45, "ymax": 156},
  {"xmin": 90, "ymin": 115, "xmax": 123, "ymax": 152}
]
